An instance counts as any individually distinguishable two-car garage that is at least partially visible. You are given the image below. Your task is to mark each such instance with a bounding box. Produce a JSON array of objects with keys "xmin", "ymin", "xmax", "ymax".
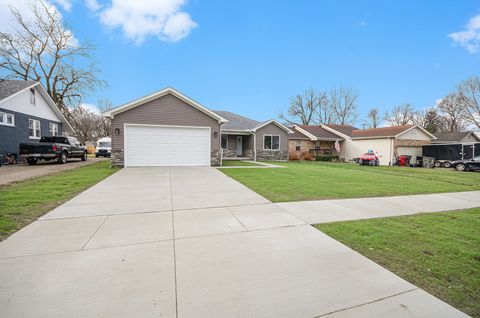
[
  {"xmin": 124, "ymin": 125, "xmax": 211, "ymax": 167},
  {"xmin": 103, "ymin": 88, "xmax": 226, "ymax": 167}
]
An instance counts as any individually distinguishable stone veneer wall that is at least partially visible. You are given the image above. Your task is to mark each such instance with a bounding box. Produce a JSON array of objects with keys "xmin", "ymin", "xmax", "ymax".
[
  {"xmin": 256, "ymin": 150, "xmax": 288, "ymax": 161},
  {"xmin": 244, "ymin": 150, "xmax": 254, "ymax": 160},
  {"xmin": 211, "ymin": 149, "xmax": 221, "ymax": 166},
  {"xmin": 111, "ymin": 150, "xmax": 124, "ymax": 167}
]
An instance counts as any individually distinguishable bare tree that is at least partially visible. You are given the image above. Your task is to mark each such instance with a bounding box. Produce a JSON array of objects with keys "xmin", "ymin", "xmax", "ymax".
[
  {"xmin": 457, "ymin": 76, "xmax": 480, "ymax": 129},
  {"xmin": 0, "ymin": 0, "xmax": 106, "ymax": 118},
  {"xmin": 317, "ymin": 91, "xmax": 337, "ymax": 124},
  {"xmin": 70, "ymin": 106, "xmax": 101, "ymax": 144},
  {"xmin": 437, "ymin": 93, "xmax": 466, "ymax": 132},
  {"xmin": 97, "ymin": 98, "xmax": 113, "ymax": 137},
  {"xmin": 329, "ymin": 85, "xmax": 358, "ymax": 125},
  {"xmin": 280, "ymin": 88, "xmax": 320, "ymax": 125},
  {"xmin": 384, "ymin": 103, "xmax": 415, "ymax": 126},
  {"xmin": 367, "ymin": 108, "xmax": 380, "ymax": 128}
]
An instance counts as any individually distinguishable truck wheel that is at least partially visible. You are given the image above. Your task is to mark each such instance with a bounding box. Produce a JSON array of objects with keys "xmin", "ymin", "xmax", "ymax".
[
  {"xmin": 58, "ymin": 152, "xmax": 67, "ymax": 164},
  {"xmin": 81, "ymin": 151, "xmax": 87, "ymax": 161},
  {"xmin": 455, "ymin": 163, "xmax": 466, "ymax": 172},
  {"xmin": 27, "ymin": 158, "xmax": 37, "ymax": 165},
  {"xmin": 434, "ymin": 161, "xmax": 442, "ymax": 168},
  {"xmin": 444, "ymin": 161, "xmax": 452, "ymax": 168}
]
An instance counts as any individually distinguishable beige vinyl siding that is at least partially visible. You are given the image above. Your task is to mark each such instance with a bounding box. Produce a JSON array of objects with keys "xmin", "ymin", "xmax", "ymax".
[
  {"xmin": 111, "ymin": 93, "xmax": 221, "ymax": 153},
  {"xmin": 397, "ymin": 127, "xmax": 432, "ymax": 141},
  {"xmin": 255, "ymin": 123, "xmax": 288, "ymax": 151}
]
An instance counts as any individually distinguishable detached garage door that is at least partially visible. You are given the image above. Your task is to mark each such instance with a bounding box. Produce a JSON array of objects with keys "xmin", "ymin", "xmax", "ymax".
[{"xmin": 125, "ymin": 125, "xmax": 210, "ymax": 167}]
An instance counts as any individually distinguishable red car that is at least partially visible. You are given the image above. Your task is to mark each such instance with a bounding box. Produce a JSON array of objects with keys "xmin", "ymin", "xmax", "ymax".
[{"xmin": 359, "ymin": 152, "xmax": 380, "ymax": 166}]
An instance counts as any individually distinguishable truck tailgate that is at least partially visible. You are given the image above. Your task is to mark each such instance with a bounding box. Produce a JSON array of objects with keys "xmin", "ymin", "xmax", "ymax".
[{"xmin": 19, "ymin": 143, "xmax": 56, "ymax": 156}]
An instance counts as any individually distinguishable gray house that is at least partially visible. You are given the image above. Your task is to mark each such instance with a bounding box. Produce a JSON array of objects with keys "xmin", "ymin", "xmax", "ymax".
[
  {"xmin": 0, "ymin": 80, "xmax": 73, "ymax": 159},
  {"xmin": 103, "ymin": 87, "xmax": 291, "ymax": 167}
]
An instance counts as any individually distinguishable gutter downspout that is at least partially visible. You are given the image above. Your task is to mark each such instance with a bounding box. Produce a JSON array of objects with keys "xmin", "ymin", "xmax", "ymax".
[
  {"xmin": 253, "ymin": 132, "xmax": 257, "ymax": 161},
  {"xmin": 389, "ymin": 137, "xmax": 394, "ymax": 166}
]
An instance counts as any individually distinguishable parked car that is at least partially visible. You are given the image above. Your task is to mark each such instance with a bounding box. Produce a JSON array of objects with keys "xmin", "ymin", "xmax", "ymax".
[
  {"xmin": 359, "ymin": 152, "xmax": 379, "ymax": 166},
  {"xmin": 95, "ymin": 137, "xmax": 111, "ymax": 158},
  {"xmin": 452, "ymin": 156, "xmax": 480, "ymax": 172},
  {"xmin": 19, "ymin": 136, "xmax": 87, "ymax": 165}
]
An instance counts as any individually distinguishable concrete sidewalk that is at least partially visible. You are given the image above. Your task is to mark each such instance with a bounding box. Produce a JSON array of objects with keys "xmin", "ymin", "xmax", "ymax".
[
  {"xmin": 0, "ymin": 167, "xmax": 474, "ymax": 318},
  {"xmin": 278, "ymin": 191, "xmax": 480, "ymax": 224}
]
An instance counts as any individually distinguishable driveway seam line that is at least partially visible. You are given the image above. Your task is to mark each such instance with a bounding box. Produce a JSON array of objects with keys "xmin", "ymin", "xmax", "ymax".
[
  {"xmin": 80, "ymin": 215, "xmax": 109, "ymax": 250},
  {"xmin": 227, "ymin": 207, "xmax": 249, "ymax": 231},
  {"xmin": 0, "ymin": 239, "xmax": 175, "ymax": 259},
  {"xmin": 312, "ymin": 288, "xmax": 419, "ymax": 317},
  {"xmin": 168, "ymin": 167, "xmax": 179, "ymax": 318}
]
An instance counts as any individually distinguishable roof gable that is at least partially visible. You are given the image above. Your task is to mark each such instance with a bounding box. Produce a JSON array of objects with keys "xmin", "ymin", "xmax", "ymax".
[
  {"xmin": 103, "ymin": 87, "xmax": 227, "ymax": 123},
  {"xmin": 0, "ymin": 80, "xmax": 73, "ymax": 133},
  {"xmin": 252, "ymin": 120, "xmax": 293, "ymax": 133}
]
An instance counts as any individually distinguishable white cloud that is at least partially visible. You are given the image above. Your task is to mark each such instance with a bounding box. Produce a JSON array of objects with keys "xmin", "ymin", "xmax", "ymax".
[
  {"xmin": 80, "ymin": 103, "xmax": 101, "ymax": 114},
  {"xmin": 99, "ymin": 0, "xmax": 197, "ymax": 44},
  {"xmin": 85, "ymin": 0, "xmax": 101, "ymax": 12},
  {"xmin": 448, "ymin": 14, "xmax": 480, "ymax": 53},
  {"xmin": 52, "ymin": 0, "xmax": 72, "ymax": 11}
]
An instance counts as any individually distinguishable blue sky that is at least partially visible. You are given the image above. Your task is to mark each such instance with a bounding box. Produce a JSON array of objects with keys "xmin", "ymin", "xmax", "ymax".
[{"xmin": 2, "ymin": 0, "xmax": 480, "ymax": 124}]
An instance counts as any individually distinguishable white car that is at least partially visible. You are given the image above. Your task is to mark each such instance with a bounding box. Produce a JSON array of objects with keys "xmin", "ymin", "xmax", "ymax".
[{"xmin": 95, "ymin": 137, "xmax": 112, "ymax": 158}]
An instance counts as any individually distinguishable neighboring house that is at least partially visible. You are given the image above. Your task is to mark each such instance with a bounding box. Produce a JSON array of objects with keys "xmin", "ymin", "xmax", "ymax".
[
  {"xmin": 289, "ymin": 125, "xmax": 344, "ymax": 157},
  {"xmin": 432, "ymin": 131, "xmax": 480, "ymax": 144},
  {"xmin": 213, "ymin": 111, "xmax": 291, "ymax": 161},
  {"xmin": 290, "ymin": 124, "xmax": 436, "ymax": 165},
  {"xmin": 102, "ymin": 87, "xmax": 291, "ymax": 167},
  {"xmin": 0, "ymin": 80, "xmax": 73, "ymax": 159}
]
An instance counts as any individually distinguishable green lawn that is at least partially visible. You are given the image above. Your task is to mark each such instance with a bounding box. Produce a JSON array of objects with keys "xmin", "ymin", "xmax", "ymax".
[
  {"xmin": 0, "ymin": 161, "xmax": 119, "ymax": 241},
  {"xmin": 220, "ymin": 161, "xmax": 480, "ymax": 202},
  {"xmin": 315, "ymin": 208, "xmax": 480, "ymax": 318},
  {"xmin": 221, "ymin": 160, "xmax": 261, "ymax": 166}
]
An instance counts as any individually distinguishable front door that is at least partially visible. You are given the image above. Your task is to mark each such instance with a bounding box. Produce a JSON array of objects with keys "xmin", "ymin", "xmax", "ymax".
[{"xmin": 236, "ymin": 136, "xmax": 243, "ymax": 156}]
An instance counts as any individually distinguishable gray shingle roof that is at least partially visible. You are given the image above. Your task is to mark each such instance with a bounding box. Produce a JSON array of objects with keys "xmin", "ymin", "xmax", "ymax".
[
  {"xmin": 213, "ymin": 110, "xmax": 260, "ymax": 130},
  {"xmin": 432, "ymin": 132, "xmax": 475, "ymax": 142},
  {"xmin": 0, "ymin": 80, "xmax": 38, "ymax": 102}
]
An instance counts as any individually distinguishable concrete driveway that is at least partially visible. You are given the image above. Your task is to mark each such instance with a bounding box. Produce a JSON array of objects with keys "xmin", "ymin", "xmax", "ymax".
[{"xmin": 0, "ymin": 167, "xmax": 469, "ymax": 317}]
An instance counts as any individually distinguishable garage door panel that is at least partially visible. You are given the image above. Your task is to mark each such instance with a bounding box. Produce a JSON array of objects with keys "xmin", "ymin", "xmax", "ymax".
[{"xmin": 125, "ymin": 125, "xmax": 210, "ymax": 167}]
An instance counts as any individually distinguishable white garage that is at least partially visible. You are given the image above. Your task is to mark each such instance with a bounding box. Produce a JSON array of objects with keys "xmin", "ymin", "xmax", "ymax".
[{"xmin": 124, "ymin": 124, "xmax": 211, "ymax": 167}]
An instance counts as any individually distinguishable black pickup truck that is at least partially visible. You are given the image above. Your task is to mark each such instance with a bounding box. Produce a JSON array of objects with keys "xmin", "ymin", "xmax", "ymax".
[{"xmin": 19, "ymin": 136, "xmax": 88, "ymax": 165}]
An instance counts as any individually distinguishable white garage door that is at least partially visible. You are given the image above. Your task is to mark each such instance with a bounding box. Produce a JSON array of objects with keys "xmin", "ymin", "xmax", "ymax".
[{"xmin": 125, "ymin": 125, "xmax": 211, "ymax": 167}]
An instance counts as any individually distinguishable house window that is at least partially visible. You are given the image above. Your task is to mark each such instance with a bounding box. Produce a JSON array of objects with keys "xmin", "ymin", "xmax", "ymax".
[
  {"xmin": 49, "ymin": 123, "xmax": 59, "ymax": 136},
  {"xmin": 29, "ymin": 119, "xmax": 41, "ymax": 139},
  {"xmin": 315, "ymin": 141, "xmax": 320, "ymax": 148},
  {"xmin": 30, "ymin": 88, "xmax": 36, "ymax": 105},
  {"xmin": 295, "ymin": 140, "xmax": 301, "ymax": 152},
  {"xmin": 221, "ymin": 135, "xmax": 228, "ymax": 149},
  {"xmin": 264, "ymin": 135, "xmax": 280, "ymax": 150},
  {"xmin": 323, "ymin": 149, "xmax": 333, "ymax": 155},
  {"xmin": 0, "ymin": 112, "xmax": 15, "ymax": 126}
]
